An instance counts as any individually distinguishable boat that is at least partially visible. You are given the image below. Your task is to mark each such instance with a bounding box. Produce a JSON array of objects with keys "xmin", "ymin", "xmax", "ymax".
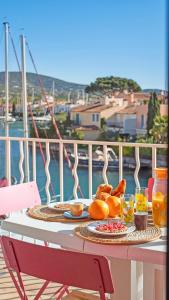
[
  {"xmin": 29, "ymin": 115, "xmax": 51, "ymax": 123},
  {"xmin": 69, "ymin": 147, "xmax": 119, "ymax": 169},
  {"xmin": 69, "ymin": 147, "xmax": 136, "ymax": 170},
  {"xmin": 0, "ymin": 114, "xmax": 16, "ymax": 123}
]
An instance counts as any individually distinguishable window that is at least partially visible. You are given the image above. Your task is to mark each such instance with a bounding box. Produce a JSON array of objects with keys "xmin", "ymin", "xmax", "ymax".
[
  {"xmin": 92, "ymin": 114, "xmax": 99, "ymax": 122},
  {"xmin": 76, "ymin": 113, "xmax": 80, "ymax": 125}
]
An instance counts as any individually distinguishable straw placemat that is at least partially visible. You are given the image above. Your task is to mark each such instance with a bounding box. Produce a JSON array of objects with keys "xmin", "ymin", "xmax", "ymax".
[
  {"xmin": 74, "ymin": 223, "xmax": 161, "ymax": 245},
  {"xmin": 27, "ymin": 205, "xmax": 91, "ymax": 223}
]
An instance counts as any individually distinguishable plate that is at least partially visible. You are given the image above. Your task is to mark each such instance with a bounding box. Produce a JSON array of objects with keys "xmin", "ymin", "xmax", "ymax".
[
  {"xmin": 54, "ymin": 203, "xmax": 88, "ymax": 213},
  {"xmin": 54, "ymin": 203, "xmax": 72, "ymax": 212},
  {"xmin": 64, "ymin": 211, "xmax": 89, "ymax": 219},
  {"xmin": 87, "ymin": 221, "xmax": 136, "ymax": 236}
]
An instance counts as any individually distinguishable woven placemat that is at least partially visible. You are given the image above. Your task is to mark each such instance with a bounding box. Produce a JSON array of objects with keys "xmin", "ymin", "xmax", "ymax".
[
  {"xmin": 27, "ymin": 205, "xmax": 91, "ymax": 223},
  {"xmin": 74, "ymin": 222, "xmax": 161, "ymax": 245}
]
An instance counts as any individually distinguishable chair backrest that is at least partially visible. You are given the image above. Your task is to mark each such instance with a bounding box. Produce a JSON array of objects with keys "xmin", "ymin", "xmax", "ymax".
[
  {"xmin": 0, "ymin": 181, "xmax": 41, "ymax": 215},
  {"xmin": 1, "ymin": 236, "xmax": 114, "ymax": 294},
  {"xmin": 0, "ymin": 177, "xmax": 8, "ymax": 188},
  {"xmin": 148, "ymin": 178, "xmax": 154, "ymax": 201}
]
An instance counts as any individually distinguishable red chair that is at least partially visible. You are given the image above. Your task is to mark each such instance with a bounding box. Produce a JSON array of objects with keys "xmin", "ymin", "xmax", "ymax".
[
  {"xmin": 1, "ymin": 236, "xmax": 115, "ymax": 300},
  {"xmin": 147, "ymin": 178, "xmax": 154, "ymax": 202}
]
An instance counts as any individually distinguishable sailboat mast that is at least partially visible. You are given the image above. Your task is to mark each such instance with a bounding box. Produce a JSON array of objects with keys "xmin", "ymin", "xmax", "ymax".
[
  {"xmin": 20, "ymin": 34, "xmax": 30, "ymax": 182},
  {"xmin": 4, "ymin": 22, "xmax": 11, "ymax": 184},
  {"xmin": 52, "ymin": 80, "xmax": 55, "ymax": 97}
]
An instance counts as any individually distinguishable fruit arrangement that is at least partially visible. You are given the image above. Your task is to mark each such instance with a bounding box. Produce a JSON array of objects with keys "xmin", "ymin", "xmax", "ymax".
[{"xmin": 88, "ymin": 180, "xmax": 126, "ymax": 220}]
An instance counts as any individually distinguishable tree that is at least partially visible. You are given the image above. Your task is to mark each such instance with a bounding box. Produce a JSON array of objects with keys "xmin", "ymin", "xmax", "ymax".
[
  {"xmin": 85, "ymin": 76, "xmax": 141, "ymax": 93},
  {"xmin": 149, "ymin": 115, "xmax": 168, "ymax": 144},
  {"xmin": 71, "ymin": 130, "xmax": 84, "ymax": 140},
  {"xmin": 100, "ymin": 117, "xmax": 106, "ymax": 130},
  {"xmin": 147, "ymin": 92, "xmax": 160, "ymax": 135}
]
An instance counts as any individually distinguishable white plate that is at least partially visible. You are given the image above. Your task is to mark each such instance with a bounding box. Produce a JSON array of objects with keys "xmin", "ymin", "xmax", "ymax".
[
  {"xmin": 64, "ymin": 211, "xmax": 89, "ymax": 219},
  {"xmin": 87, "ymin": 221, "xmax": 136, "ymax": 236}
]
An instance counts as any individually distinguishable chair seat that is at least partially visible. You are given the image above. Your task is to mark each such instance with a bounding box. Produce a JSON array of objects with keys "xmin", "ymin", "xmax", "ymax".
[{"xmin": 62, "ymin": 290, "xmax": 100, "ymax": 300}]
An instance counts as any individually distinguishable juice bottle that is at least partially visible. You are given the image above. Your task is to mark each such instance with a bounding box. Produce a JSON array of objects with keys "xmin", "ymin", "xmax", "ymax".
[{"xmin": 152, "ymin": 168, "xmax": 167, "ymax": 227}]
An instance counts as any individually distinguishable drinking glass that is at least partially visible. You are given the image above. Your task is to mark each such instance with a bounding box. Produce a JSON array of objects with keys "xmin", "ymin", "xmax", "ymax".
[
  {"xmin": 120, "ymin": 194, "xmax": 134, "ymax": 224},
  {"xmin": 135, "ymin": 187, "xmax": 148, "ymax": 212}
]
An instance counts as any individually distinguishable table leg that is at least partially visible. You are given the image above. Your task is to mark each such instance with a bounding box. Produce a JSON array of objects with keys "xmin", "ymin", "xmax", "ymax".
[
  {"xmin": 131, "ymin": 261, "xmax": 143, "ymax": 300},
  {"xmin": 109, "ymin": 257, "xmax": 131, "ymax": 300},
  {"xmin": 143, "ymin": 263, "xmax": 166, "ymax": 300}
]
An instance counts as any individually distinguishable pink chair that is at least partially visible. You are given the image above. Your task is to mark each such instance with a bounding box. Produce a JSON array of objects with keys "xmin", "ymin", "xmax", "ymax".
[
  {"xmin": 1, "ymin": 236, "xmax": 115, "ymax": 300},
  {"xmin": 147, "ymin": 178, "xmax": 154, "ymax": 202},
  {"xmin": 0, "ymin": 181, "xmax": 41, "ymax": 215},
  {"xmin": 0, "ymin": 181, "xmax": 41, "ymax": 260}
]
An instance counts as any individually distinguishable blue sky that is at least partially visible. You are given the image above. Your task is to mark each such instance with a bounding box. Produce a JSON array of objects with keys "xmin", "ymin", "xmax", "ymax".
[{"xmin": 0, "ymin": 0, "xmax": 166, "ymax": 89}]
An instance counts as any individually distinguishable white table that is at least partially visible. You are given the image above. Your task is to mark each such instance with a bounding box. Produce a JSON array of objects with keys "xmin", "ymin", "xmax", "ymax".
[{"xmin": 1, "ymin": 199, "xmax": 166, "ymax": 300}]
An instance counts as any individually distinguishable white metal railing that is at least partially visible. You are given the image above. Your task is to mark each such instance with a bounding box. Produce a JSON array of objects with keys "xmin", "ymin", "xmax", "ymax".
[{"xmin": 0, "ymin": 136, "xmax": 167, "ymax": 203}]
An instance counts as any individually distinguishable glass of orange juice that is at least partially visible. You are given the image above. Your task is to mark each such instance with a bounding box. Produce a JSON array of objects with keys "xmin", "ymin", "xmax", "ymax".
[
  {"xmin": 152, "ymin": 168, "xmax": 167, "ymax": 227},
  {"xmin": 152, "ymin": 193, "xmax": 167, "ymax": 227},
  {"xmin": 135, "ymin": 187, "xmax": 148, "ymax": 212},
  {"xmin": 120, "ymin": 194, "xmax": 134, "ymax": 224}
]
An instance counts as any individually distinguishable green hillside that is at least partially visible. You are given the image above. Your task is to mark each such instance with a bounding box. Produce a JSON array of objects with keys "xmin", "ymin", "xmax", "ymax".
[{"xmin": 0, "ymin": 72, "xmax": 86, "ymax": 96}]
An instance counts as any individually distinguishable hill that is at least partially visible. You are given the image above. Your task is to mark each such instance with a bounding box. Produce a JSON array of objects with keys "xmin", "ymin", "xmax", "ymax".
[{"xmin": 0, "ymin": 72, "xmax": 86, "ymax": 96}]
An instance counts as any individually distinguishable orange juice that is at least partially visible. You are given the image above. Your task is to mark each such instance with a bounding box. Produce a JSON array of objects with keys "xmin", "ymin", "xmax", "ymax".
[
  {"xmin": 152, "ymin": 193, "xmax": 167, "ymax": 227},
  {"xmin": 152, "ymin": 168, "xmax": 167, "ymax": 227}
]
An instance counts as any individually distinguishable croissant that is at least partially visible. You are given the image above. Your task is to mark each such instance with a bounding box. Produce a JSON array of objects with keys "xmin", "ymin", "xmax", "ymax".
[
  {"xmin": 95, "ymin": 191, "xmax": 110, "ymax": 201},
  {"xmin": 111, "ymin": 179, "xmax": 126, "ymax": 197},
  {"xmin": 96, "ymin": 184, "xmax": 113, "ymax": 195}
]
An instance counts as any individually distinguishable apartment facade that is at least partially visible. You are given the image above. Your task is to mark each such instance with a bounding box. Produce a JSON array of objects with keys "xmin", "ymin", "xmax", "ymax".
[{"xmin": 70, "ymin": 103, "xmax": 127, "ymax": 128}]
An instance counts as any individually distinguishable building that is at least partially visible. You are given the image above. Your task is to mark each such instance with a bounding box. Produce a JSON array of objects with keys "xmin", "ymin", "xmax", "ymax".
[
  {"xmin": 106, "ymin": 105, "xmax": 137, "ymax": 135},
  {"xmin": 136, "ymin": 104, "xmax": 168, "ymax": 135},
  {"xmin": 70, "ymin": 103, "xmax": 127, "ymax": 129}
]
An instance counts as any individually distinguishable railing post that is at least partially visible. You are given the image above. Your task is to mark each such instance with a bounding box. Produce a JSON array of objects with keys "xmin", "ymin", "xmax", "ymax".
[
  {"xmin": 73, "ymin": 143, "xmax": 79, "ymax": 200},
  {"xmin": 19, "ymin": 141, "xmax": 24, "ymax": 183},
  {"xmin": 45, "ymin": 142, "xmax": 51, "ymax": 204},
  {"xmin": 134, "ymin": 147, "xmax": 140, "ymax": 189},
  {"xmin": 59, "ymin": 141, "xmax": 64, "ymax": 202},
  {"xmin": 5, "ymin": 139, "xmax": 11, "ymax": 185},
  {"xmin": 103, "ymin": 145, "xmax": 108, "ymax": 185},
  {"xmin": 88, "ymin": 144, "xmax": 93, "ymax": 199},
  {"xmin": 32, "ymin": 141, "xmax": 36, "ymax": 182},
  {"xmin": 119, "ymin": 145, "xmax": 123, "ymax": 181},
  {"xmin": 152, "ymin": 147, "xmax": 157, "ymax": 178}
]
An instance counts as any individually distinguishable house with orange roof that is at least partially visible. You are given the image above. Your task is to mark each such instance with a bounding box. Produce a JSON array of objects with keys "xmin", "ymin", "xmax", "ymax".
[
  {"xmin": 70, "ymin": 103, "xmax": 127, "ymax": 129},
  {"xmin": 106, "ymin": 105, "xmax": 137, "ymax": 135}
]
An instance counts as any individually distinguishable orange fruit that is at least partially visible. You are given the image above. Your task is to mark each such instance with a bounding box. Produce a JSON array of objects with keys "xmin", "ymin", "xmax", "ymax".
[
  {"xmin": 105, "ymin": 196, "xmax": 121, "ymax": 217},
  {"xmin": 88, "ymin": 199, "xmax": 109, "ymax": 220}
]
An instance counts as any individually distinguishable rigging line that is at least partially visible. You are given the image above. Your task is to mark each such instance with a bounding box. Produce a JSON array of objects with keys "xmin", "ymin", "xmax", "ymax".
[
  {"xmin": 9, "ymin": 29, "xmax": 55, "ymax": 197},
  {"xmin": 26, "ymin": 40, "xmax": 84, "ymax": 198},
  {"xmin": 9, "ymin": 29, "xmax": 21, "ymax": 72}
]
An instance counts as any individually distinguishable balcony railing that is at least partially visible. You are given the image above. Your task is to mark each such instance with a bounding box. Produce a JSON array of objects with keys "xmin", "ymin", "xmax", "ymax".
[{"xmin": 0, "ymin": 136, "xmax": 167, "ymax": 203}]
